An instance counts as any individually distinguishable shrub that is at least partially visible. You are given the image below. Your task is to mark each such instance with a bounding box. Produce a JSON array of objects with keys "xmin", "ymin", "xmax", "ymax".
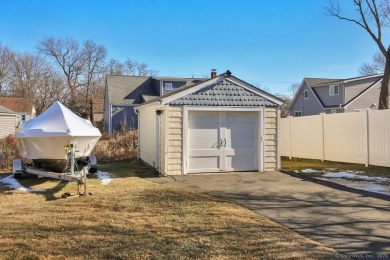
[
  {"xmin": 93, "ymin": 130, "xmax": 138, "ymax": 163},
  {"xmin": 0, "ymin": 135, "xmax": 18, "ymax": 172}
]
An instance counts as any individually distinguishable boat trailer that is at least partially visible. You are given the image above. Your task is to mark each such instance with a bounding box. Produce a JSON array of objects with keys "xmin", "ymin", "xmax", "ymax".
[{"xmin": 13, "ymin": 144, "xmax": 98, "ymax": 196}]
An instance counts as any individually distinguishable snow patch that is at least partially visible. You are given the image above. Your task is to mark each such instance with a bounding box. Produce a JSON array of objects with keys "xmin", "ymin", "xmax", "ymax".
[
  {"xmin": 301, "ymin": 169, "xmax": 319, "ymax": 173},
  {"xmin": 0, "ymin": 175, "xmax": 45, "ymax": 192},
  {"xmin": 323, "ymin": 172, "xmax": 390, "ymax": 183},
  {"xmin": 95, "ymin": 171, "xmax": 113, "ymax": 185}
]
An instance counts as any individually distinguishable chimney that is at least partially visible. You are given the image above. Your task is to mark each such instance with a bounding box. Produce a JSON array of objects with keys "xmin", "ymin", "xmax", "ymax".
[{"xmin": 211, "ymin": 69, "xmax": 217, "ymax": 78}]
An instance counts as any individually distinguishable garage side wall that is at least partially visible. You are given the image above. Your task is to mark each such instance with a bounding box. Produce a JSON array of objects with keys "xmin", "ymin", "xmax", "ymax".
[
  {"xmin": 138, "ymin": 105, "xmax": 157, "ymax": 168},
  {"xmin": 164, "ymin": 106, "xmax": 183, "ymax": 175},
  {"xmin": 264, "ymin": 107, "xmax": 279, "ymax": 171}
]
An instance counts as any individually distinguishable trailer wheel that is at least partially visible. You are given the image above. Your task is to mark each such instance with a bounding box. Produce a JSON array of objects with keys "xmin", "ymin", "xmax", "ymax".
[
  {"xmin": 89, "ymin": 167, "xmax": 97, "ymax": 174},
  {"xmin": 13, "ymin": 173, "xmax": 22, "ymax": 179}
]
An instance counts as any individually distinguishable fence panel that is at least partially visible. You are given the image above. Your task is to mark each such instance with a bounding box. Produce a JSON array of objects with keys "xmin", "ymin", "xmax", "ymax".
[
  {"xmin": 369, "ymin": 110, "xmax": 390, "ymax": 167},
  {"xmin": 280, "ymin": 110, "xmax": 390, "ymax": 167},
  {"xmin": 323, "ymin": 112, "xmax": 367, "ymax": 165},
  {"xmin": 290, "ymin": 115, "xmax": 323, "ymax": 160}
]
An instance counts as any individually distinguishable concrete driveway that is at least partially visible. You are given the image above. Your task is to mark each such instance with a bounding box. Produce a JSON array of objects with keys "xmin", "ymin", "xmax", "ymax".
[{"xmin": 149, "ymin": 171, "xmax": 390, "ymax": 257}]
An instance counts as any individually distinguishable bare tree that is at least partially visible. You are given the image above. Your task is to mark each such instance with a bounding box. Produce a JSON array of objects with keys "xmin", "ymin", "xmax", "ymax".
[
  {"xmin": 106, "ymin": 58, "xmax": 124, "ymax": 75},
  {"xmin": 289, "ymin": 83, "xmax": 300, "ymax": 97},
  {"xmin": 80, "ymin": 40, "xmax": 107, "ymax": 117},
  {"xmin": 36, "ymin": 37, "xmax": 84, "ymax": 110},
  {"xmin": 0, "ymin": 44, "xmax": 14, "ymax": 95},
  {"xmin": 325, "ymin": 0, "xmax": 390, "ymax": 109},
  {"xmin": 107, "ymin": 58, "xmax": 158, "ymax": 76},
  {"xmin": 124, "ymin": 58, "xmax": 137, "ymax": 75},
  {"xmin": 359, "ymin": 51, "xmax": 386, "ymax": 75},
  {"xmin": 9, "ymin": 53, "xmax": 66, "ymax": 115},
  {"xmin": 34, "ymin": 70, "xmax": 66, "ymax": 115}
]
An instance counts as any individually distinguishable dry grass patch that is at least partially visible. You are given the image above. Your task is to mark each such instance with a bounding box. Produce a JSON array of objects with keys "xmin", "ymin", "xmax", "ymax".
[
  {"xmin": 94, "ymin": 130, "xmax": 137, "ymax": 163},
  {"xmin": 282, "ymin": 157, "xmax": 390, "ymax": 178},
  {"xmin": 0, "ymin": 162, "xmax": 336, "ymax": 259}
]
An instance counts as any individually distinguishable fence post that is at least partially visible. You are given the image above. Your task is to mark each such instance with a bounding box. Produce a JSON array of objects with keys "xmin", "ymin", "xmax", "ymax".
[
  {"xmin": 365, "ymin": 109, "xmax": 369, "ymax": 167},
  {"xmin": 288, "ymin": 116, "xmax": 292, "ymax": 159},
  {"xmin": 320, "ymin": 113, "xmax": 325, "ymax": 162}
]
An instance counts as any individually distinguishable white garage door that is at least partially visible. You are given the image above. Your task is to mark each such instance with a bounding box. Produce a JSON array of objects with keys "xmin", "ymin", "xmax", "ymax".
[{"xmin": 187, "ymin": 111, "xmax": 258, "ymax": 173}]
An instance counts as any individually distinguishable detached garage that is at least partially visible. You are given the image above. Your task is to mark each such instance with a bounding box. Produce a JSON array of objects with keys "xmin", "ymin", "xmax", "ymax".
[{"xmin": 135, "ymin": 71, "xmax": 282, "ymax": 175}]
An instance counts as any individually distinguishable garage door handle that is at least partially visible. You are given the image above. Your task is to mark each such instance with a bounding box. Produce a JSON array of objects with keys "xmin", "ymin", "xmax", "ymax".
[{"xmin": 223, "ymin": 138, "xmax": 226, "ymax": 147}]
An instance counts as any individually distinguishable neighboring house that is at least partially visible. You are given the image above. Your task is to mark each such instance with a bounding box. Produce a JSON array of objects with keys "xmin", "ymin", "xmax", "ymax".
[
  {"xmin": 136, "ymin": 70, "xmax": 283, "ymax": 176},
  {"xmin": 0, "ymin": 105, "xmax": 17, "ymax": 138},
  {"xmin": 0, "ymin": 97, "xmax": 35, "ymax": 126},
  {"xmin": 104, "ymin": 74, "xmax": 206, "ymax": 133},
  {"xmin": 289, "ymin": 74, "xmax": 383, "ymax": 116}
]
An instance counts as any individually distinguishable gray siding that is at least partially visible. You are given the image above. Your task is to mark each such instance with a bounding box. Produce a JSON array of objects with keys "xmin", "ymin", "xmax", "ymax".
[
  {"xmin": 290, "ymin": 83, "xmax": 324, "ymax": 116},
  {"xmin": 111, "ymin": 105, "xmax": 138, "ymax": 131},
  {"xmin": 160, "ymin": 81, "xmax": 187, "ymax": 96},
  {"xmin": 312, "ymin": 84, "xmax": 344, "ymax": 107},
  {"xmin": 345, "ymin": 81, "xmax": 382, "ymax": 112},
  {"xmin": 344, "ymin": 75, "xmax": 382, "ymax": 103}
]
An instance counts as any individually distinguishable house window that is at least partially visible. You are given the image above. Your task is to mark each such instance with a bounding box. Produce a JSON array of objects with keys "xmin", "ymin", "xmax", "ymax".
[
  {"xmin": 304, "ymin": 90, "xmax": 308, "ymax": 99},
  {"xmin": 165, "ymin": 83, "xmax": 173, "ymax": 90},
  {"xmin": 330, "ymin": 109, "xmax": 337, "ymax": 114},
  {"xmin": 21, "ymin": 115, "xmax": 26, "ymax": 121},
  {"xmin": 294, "ymin": 111, "xmax": 302, "ymax": 117},
  {"xmin": 329, "ymin": 85, "xmax": 339, "ymax": 96}
]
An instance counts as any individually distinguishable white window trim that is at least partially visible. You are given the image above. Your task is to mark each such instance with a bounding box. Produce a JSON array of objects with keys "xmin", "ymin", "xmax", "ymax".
[
  {"xmin": 329, "ymin": 84, "xmax": 339, "ymax": 96},
  {"xmin": 294, "ymin": 111, "xmax": 302, "ymax": 117},
  {"xmin": 165, "ymin": 82, "xmax": 173, "ymax": 90},
  {"xmin": 304, "ymin": 90, "xmax": 308, "ymax": 99}
]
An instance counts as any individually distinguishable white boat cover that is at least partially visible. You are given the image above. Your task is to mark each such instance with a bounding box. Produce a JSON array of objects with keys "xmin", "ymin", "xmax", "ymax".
[
  {"xmin": 17, "ymin": 101, "xmax": 101, "ymax": 138},
  {"xmin": 16, "ymin": 101, "xmax": 102, "ymax": 161}
]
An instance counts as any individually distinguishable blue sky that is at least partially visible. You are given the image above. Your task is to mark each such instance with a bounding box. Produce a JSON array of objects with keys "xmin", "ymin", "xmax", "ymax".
[{"xmin": 1, "ymin": 0, "xmax": 388, "ymax": 95}]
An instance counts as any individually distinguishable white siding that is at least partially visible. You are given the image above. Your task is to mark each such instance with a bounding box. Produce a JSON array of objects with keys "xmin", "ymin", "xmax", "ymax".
[
  {"xmin": 0, "ymin": 114, "xmax": 17, "ymax": 138},
  {"xmin": 138, "ymin": 105, "xmax": 158, "ymax": 168}
]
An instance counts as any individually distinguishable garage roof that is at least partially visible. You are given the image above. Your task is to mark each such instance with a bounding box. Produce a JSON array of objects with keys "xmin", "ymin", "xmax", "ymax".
[{"xmin": 169, "ymin": 79, "xmax": 278, "ymax": 106}]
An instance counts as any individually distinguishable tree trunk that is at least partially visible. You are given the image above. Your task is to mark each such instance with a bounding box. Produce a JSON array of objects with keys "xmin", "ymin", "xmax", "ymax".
[{"xmin": 378, "ymin": 46, "xmax": 390, "ymax": 109}]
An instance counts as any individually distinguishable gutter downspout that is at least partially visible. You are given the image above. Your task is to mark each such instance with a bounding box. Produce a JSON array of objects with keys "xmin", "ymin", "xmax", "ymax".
[
  {"xmin": 109, "ymin": 105, "xmax": 112, "ymax": 134},
  {"xmin": 133, "ymin": 107, "xmax": 140, "ymax": 160}
]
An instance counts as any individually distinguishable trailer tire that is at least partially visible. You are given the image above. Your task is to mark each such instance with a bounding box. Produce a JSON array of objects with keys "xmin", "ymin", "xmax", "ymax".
[
  {"xmin": 89, "ymin": 167, "xmax": 98, "ymax": 174},
  {"xmin": 13, "ymin": 173, "xmax": 22, "ymax": 179}
]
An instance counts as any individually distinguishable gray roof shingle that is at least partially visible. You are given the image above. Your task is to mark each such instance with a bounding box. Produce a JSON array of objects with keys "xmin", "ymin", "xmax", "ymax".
[
  {"xmin": 106, "ymin": 75, "xmax": 207, "ymax": 105},
  {"xmin": 106, "ymin": 75, "xmax": 155, "ymax": 105},
  {"xmin": 169, "ymin": 79, "xmax": 278, "ymax": 107}
]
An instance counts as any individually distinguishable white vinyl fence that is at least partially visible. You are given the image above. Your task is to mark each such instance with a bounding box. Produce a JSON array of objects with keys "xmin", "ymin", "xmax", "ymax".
[{"xmin": 280, "ymin": 110, "xmax": 390, "ymax": 167}]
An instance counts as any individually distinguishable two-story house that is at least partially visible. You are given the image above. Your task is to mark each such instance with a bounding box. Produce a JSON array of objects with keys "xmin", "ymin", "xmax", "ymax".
[
  {"xmin": 104, "ymin": 74, "xmax": 207, "ymax": 134},
  {"xmin": 289, "ymin": 74, "xmax": 383, "ymax": 116}
]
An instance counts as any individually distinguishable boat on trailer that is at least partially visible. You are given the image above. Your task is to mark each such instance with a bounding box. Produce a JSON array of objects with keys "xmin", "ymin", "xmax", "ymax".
[{"xmin": 13, "ymin": 101, "xmax": 102, "ymax": 183}]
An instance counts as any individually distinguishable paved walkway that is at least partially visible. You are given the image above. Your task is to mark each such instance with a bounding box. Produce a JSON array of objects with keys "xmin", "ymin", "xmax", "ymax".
[{"xmin": 149, "ymin": 172, "xmax": 390, "ymax": 257}]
